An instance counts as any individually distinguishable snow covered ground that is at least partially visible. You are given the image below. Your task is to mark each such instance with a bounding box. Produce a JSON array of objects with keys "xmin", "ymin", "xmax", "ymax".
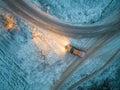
[
  {"xmin": 0, "ymin": 0, "xmax": 120, "ymax": 90},
  {"xmin": 26, "ymin": 0, "xmax": 120, "ymax": 24}
]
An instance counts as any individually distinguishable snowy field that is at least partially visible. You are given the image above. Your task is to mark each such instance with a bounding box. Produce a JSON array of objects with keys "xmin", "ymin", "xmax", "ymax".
[
  {"xmin": 0, "ymin": 0, "xmax": 120, "ymax": 90},
  {"xmin": 26, "ymin": 0, "xmax": 120, "ymax": 24}
]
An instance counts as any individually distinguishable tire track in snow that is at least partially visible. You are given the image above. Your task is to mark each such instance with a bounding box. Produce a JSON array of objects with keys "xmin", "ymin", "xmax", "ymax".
[
  {"xmin": 3, "ymin": 1, "xmax": 120, "ymax": 89},
  {"xmin": 4, "ymin": 0, "xmax": 120, "ymax": 37},
  {"xmin": 0, "ymin": 35, "xmax": 29, "ymax": 89},
  {"xmin": 68, "ymin": 47, "xmax": 120, "ymax": 90},
  {"xmin": 0, "ymin": 69, "xmax": 14, "ymax": 90},
  {"xmin": 54, "ymin": 33, "xmax": 116, "ymax": 90}
]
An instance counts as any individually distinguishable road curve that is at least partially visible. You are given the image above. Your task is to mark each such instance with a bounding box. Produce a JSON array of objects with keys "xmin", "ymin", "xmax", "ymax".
[
  {"xmin": 3, "ymin": 1, "xmax": 120, "ymax": 90},
  {"xmin": 3, "ymin": 0, "xmax": 120, "ymax": 37}
]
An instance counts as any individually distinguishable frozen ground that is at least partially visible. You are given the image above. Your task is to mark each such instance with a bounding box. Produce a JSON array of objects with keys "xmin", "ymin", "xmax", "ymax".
[
  {"xmin": 26, "ymin": 0, "xmax": 120, "ymax": 24},
  {"xmin": 61, "ymin": 32, "xmax": 120, "ymax": 90},
  {"xmin": 0, "ymin": 0, "xmax": 120, "ymax": 90}
]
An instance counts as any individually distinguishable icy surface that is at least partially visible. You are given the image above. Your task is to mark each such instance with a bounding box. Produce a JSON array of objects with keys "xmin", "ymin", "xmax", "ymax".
[{"xmin": 0, "ymin": 0, "xmax": 120, "ymax": 90}]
